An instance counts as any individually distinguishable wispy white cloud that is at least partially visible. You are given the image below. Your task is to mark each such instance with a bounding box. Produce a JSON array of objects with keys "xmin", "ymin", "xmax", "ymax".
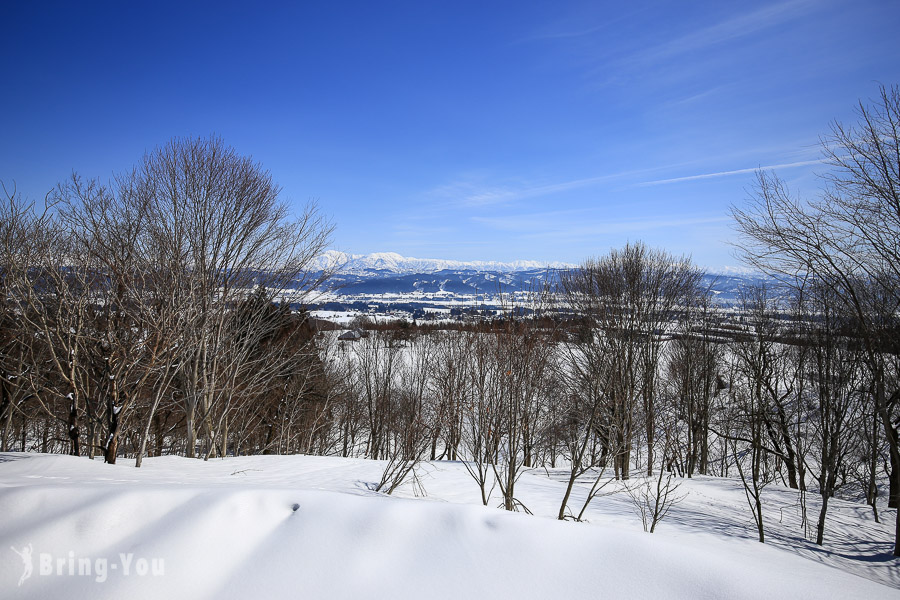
[
  {"xmin": 635, "ymin": 159, "xmax": 824, "ymax": 187},
  {"xmin": 626, "ymin": 0, "xmax": 815, "ymax": 67},
  {"xmin": 472, "ymin": 212, "xmax": 730, "ymax": 235},
  {"xmin": 428, "ymin": 164, "xmax": 688, "ymax": 209},
  {"xmin": 521, "ymin": 6, "xmax": 649, "ymax": 43},
  {"xmin": 526, "ymin": 23, "xmax": 607, "ymax": 42},
  {"xmin": 423, "ymin": 148, "xmax": 823, "ymax": 213},
  {"xmin": 660, "ymin": 84, "xmax": 731, "ymax": 109},
  {"xmin": 561, "ymin": 1, "xmax": 821, "ymax": 93}
]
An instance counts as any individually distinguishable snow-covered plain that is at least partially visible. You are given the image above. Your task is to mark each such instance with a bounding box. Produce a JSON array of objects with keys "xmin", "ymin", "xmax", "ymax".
[{"xmin": 0, "ymin": 453, "xmax": 897, "ymax": 599}]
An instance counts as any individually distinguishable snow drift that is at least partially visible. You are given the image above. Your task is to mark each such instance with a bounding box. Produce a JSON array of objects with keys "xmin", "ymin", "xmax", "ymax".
[{"xmin": 0, "ymin": 454, "xmax": 896, "ymax": 599}]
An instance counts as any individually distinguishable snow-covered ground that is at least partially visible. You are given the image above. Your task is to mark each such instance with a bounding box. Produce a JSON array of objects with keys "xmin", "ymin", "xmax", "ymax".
[{"xmin": 0, "ymin": 453, "xmax": 896, "ymax": 599}]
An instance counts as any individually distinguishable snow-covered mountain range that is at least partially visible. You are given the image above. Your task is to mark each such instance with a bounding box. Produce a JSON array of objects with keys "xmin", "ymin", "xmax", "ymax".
[
  {"xmin": 312, "ymin": 251, "xmax": 574, "ymax": 275},
  {"xmin": 306, "ymin": 252, "xmax": 765, "ymax": 306}
]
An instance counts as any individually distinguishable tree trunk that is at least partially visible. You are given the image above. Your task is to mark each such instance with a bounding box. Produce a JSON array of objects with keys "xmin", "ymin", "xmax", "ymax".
[
  {"xmin": 815, "ymin": 488, "xmax": 830, "ymax": 545},
  {"xmin": 105, "ymin": 435, "xmax": 118, "ymax": 465},
  {"xmin": 68, "ymin": 400, "xmax": 80, "ymax": 457}
]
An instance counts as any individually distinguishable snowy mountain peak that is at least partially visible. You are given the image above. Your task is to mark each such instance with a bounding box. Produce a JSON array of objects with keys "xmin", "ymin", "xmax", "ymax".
[{"xmin": 312, "ymin": 251, "xmax": 573, "ymax": 274}]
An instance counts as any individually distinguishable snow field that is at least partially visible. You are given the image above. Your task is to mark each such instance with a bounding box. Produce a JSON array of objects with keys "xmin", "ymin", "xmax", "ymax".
[{"xmin": 0, "ymin": 453, "xmax": 897, "ymax": 599}]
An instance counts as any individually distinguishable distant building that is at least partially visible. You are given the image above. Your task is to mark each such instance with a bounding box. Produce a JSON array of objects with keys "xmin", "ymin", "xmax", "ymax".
[{"xmin": 338, "ymin": 328, "xmax": 368, "ymax": 341}]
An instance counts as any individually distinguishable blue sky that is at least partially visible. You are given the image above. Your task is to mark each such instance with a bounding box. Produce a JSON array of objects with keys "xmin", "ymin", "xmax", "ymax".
[{"xmin": 2, "ymin": 1, "xmax": 899, "ymax": 271}]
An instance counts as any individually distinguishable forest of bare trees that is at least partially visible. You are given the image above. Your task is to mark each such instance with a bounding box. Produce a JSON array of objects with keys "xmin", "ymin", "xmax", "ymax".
[
  {"xmin": 0, "ymin": 137, "xmax": 334, "ymax": 466},
  {"xmin": 1, "ymin": 87, "xmax": 898, "ymax": 557}
]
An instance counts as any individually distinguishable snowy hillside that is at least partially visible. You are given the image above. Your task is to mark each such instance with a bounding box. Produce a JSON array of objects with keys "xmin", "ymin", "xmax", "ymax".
[{"xmin": 0, "ymin": 453, "xmax": 896, "ymax": 599}]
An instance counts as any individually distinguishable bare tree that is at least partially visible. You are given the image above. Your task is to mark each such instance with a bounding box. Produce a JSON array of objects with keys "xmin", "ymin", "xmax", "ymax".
[
  {"xmin": 353, "ymin": 331, "xmax": 400, "ymax": 461},
  {"xmin": 0, "ymin": 187, "xmax": 41, "ymax": 453},
  {"xmin": 460, "ymin": 326, "xmax": 499, "ymax": 506},
  {"xmin": 551, "ymin": 314, "xmax": 618, "ymax": 520},
  {"xmin": 559, "ymin": 243, "xmax": 702, "ymax": 479},
  {"xmin": 732, "ymin": 85, "xmax": 900, "ymax": 555},
  {"xmin": 428, "ymin": 330, "xmax": 470, "ymax": 460},
  {"xmin": 132, "ymin": 137, "xmax": 332, "ymax": 459},
  {"xmin": 53, "ymin": 175, "xmax": 179, "ymax": 464},
  {"xmin": 715, "ymin": 286, "xmax": 799, "ymax": 543},
  {"xmin": 375, "ymin": 333, "xmax": 434, "ymax": 495},
  {"xmin": 666, "ymin": 290, "xmax": 723, "ymax": 477},
  {"xmin": 0, "ymin": 188, "xmax": 96, "ymax": 457},
  {"xmin": 731, "ymin": 284, "xmax": 805, "ymax": 490},
  {"xmin": 803, "ymin": 280, "xmax": 865, "ymax": 546},
  {"xmin": 625, "ymin": 456, "xmax": 686, "ymax": 533},
  {"xmin": 487, "ymin": 292, "xmax": 554, "ymax": 512}
]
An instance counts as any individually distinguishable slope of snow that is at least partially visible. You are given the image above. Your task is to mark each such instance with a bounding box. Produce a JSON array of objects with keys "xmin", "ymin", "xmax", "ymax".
[
  {"xmin": 0, "ymin": 453, "xmax": 896, "ymax": 599},
  {"xmin": 311, "ymin": 250, "xmax": 574, "ymax": 274}
]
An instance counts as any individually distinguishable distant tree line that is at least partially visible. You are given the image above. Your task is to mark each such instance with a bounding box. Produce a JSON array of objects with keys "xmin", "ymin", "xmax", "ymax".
[{"xmin": 1, "ymin": 87, "xmax": 898, "ymax": 557}]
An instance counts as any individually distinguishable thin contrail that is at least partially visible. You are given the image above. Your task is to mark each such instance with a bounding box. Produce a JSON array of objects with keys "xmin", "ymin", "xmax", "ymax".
[{"xmin": 636, "ymin": 159, "xmax": 824, "ymax": 187}]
